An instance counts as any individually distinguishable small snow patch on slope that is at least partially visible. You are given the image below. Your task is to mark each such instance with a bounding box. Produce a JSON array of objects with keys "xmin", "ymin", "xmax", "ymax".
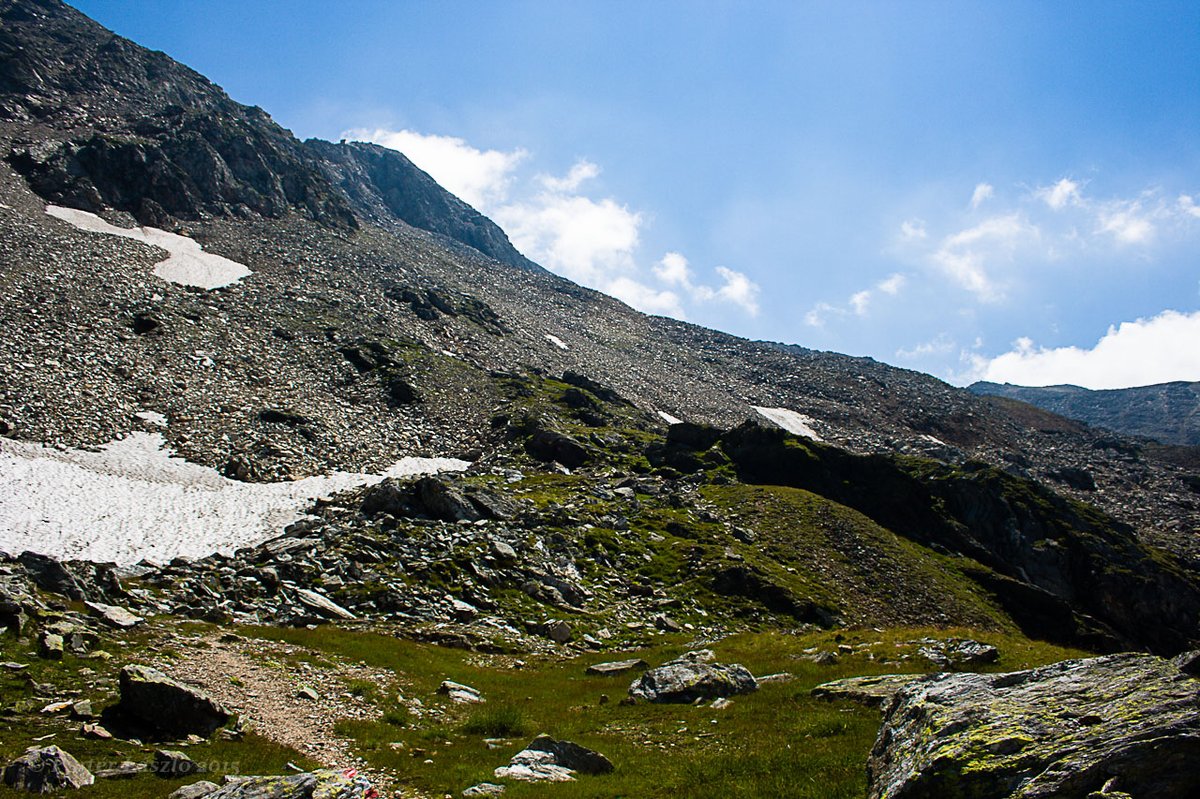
[
  {"xmin": 545, "ymin": 334, "xmax": 569, "ymax": 350},
  {"xmin": 752, "ymin": 406, "xmax": 823, "ymax": 441},
  {"xmin": 0, "ymin": 433, "xmax": 469, "ymax": 564},
  {"xmin": 658, "ymin": 411, "xmax": 683, "ymax": 425},
  {"xmin": 45, "ymin": 205, "xmax": 251, "ymax": 290}
]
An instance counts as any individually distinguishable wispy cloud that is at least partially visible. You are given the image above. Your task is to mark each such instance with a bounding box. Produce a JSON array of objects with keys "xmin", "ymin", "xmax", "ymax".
[
  {"xmin": 1036, "ymin": 177, "xmax": 1083, "ymax": 210},
  {"xmin": 970, "ymin": 182, "xmax": 994, "ymax": 209},
  {"xmin": 805, "ymin": 272, "xmax": 906, "ymax": 326},
  {"xmin": 345, "ymin": 128, "xmax": 759, "ymax": 319},
  {"xmin": 929, "ymin": 214, "xmax": 1038, "ymax": 301},
  {"xmin": 964, "ymin": 309, "xmax": 1200, "ymax": 389}
]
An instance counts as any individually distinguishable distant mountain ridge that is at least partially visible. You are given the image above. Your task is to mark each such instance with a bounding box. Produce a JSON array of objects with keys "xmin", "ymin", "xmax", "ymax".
[{"xmin": 969, "ymin": 380, "xmax": 1200, "ymax": 447}]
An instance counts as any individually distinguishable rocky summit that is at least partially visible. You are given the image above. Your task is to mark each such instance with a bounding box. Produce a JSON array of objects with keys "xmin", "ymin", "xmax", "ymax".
[{"xmin": 0, "ymin": 1, "xmax": 1198, "ymax": 797}]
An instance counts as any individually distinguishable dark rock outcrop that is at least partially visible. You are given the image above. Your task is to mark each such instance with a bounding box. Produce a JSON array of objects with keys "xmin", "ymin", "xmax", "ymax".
[
  {"xmin": 867, "ymin": 653, "xmax": 1200, "ymax": 799},
  {"xmin": 115, "ymin": 664, "xmax": 231, "ymax": 737}
]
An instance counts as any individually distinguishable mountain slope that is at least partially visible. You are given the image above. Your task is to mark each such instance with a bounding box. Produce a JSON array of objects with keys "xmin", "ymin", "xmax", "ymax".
[
  {"xmin": 970, "ymin": 380, "xmax": 1200, "ymax": 447},
  {"xmin": 0, "ymin": 0, "xmax": 1197, "ymax": 640}
]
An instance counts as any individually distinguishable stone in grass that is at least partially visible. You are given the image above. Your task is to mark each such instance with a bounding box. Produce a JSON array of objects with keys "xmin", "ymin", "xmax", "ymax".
[
  {"xmin": 585, "ymin": 659, "xmax": 648, "ymax": 676},
  {"xmin": 494, "ymin": 734, "xmax": 613, "ymax": 783},
  {"xmin": 169, "ymin": 781, "xmax": 220, "ymax": 799},
  {"xmin": 810, "ymin": 674, "xmax": 925, "ymax": 710},
  {"xmin": 438, "ymin": 680, "xmax": 484, "ymax": 704},
  {"xmin": 868, "ymin": 653, "xmax": 1200, "ymax": 799},
  {"xmin": 38, "ymin": 632, "xmax": 64, "ymax": 660},
  {"xmin": 153, "ymin": 750, "xmax": 204, "ymax": 779},
  {"xmin": 462, "ymin": 784, "xmax": 506, "ymax": 797},
  {"xmin": 95, "ymin": 762, "xmax": 146, "ymax": 780},
  {"xmin": 628, "ymin": 652, "xmax": 757, "ymax": 703},
  {"xmin": 3, "ymin": 746, "xmax": 94, "ymax": 792},
  {"xmin": 201, "ymin": 769, "xmax": 375, "ymax": 799},
  {"xmin": 117, "ymin": 664, "xmax": 231, "ymax": 737}
]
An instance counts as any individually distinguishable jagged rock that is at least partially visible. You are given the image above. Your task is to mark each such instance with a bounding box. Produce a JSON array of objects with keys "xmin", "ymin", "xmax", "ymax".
[
  {"xmin": 94, "ymin": 762, "xmax": 145, "ymax": 780},
  {"xmin": 18, "ymin": 552, "xmax": 86, "ymax": 600},
  {"xmin": 38, "ymin": 631, "xmax": 64, "ymax": 660},
  {"xmin": 3, "ymin": 746, "xmax": 94, "ymax": 792},
  {"xmin": 1173, "ymin": 649, "xmax": 1200, "ymax": 676},
  {"xmin": 916, "ymin": 637, "xmax": 999, "ymax": 669},
  {"xmin": 525, "ymin": 429, "xmax": 589, "ymax": 469},
  {"xmin": 45, "ymin": 622, "xmax": 97, "ymax": 655},
  {"xmin": 628, "ymin": 654, "xmax": 757, "ymax": 703},
  {"xmin": 492, "ymin": 734, "xmax": 612, "ymax": 782},
  {"xmin": 415, "ymin": 477, "xmax": 480, "ymax": 522},
  {"xmin": 867, "ymin": 653, "xmax": 1200, "ymax": 799},
  {"xmin": 586, "ymin": 659, "xmax": 648, "ymax": 676},
  {"xmin": 438, "ymin": 680, "xmax": 484, "ymax": 704},
  {"xmin": 169, "ymin": 781, "xmax": 220, "ymax": 799},
  {"xmin": 292, "ymin": 588, "xmax": 356, "ymax": 620},
  {"xmin": 153, "ymin": 750, "xmax": 203, "ymax": 779},
  {"xmin": 524, "ymin": 734, "xmax": 613, "ymax": 775},
  {"xmin": 81, "ymin": 722, "xmax": 112, "ymax": 739},
  {"xmin": 84, "ymin": 601, "xmax": 144, "ymax": 629},
  {"xmin": 539, "ymin": 620, "xmax": 572, "ymax": 643},
  {"xmin": 202, "ymin": 770, "xmax": 375, "ymax": 799},
  {"xmin": 117, "ymin": 664, "xmax": 231, "ymax": 737},
  {"xmin": 811, "ymin": 674, "xmax": 925, "ymax": 709}
]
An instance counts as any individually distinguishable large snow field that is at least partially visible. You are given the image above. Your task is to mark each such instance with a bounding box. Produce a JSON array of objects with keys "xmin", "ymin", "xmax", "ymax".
[
  {"xmin": 45, "ymin": 205, "xmax": 252, "ymax": 289},
  {"xmin": 0, "ymin": 433, "xmax": 469, "ymax": 564}
]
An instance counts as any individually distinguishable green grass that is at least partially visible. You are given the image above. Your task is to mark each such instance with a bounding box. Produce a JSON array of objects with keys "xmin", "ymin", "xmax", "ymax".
[{"xmin": 244, "ymin": 623, "xmax": 1089, "ymax": 799}]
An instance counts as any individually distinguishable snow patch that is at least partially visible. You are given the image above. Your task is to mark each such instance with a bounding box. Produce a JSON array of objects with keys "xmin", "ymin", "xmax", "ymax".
[
  {"xmin": 134, "ymin": 410, "xmax": 168, "ymax": 428},
  {"xmin": 544, "ymin": 334, "xmax": 569, "ymax": 351},
  {"xmin": 752, "ymin": 406, "xmax": 823, "ymax": 441},
  {"xmin": 45, "ymin": 205, "xmax": 252, "ymax": 290},
  {"xmin": 657, "ymin": 411, "xmax": 683, "ymax": 425},
  {"xmin": 0, "ymin": 433, "xmax": 470, "ymax": 564}
]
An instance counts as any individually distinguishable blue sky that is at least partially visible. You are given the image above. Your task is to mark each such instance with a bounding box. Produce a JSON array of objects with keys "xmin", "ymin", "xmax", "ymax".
[{"xmin": 69, "ymin": 1, "xmax": 1200, "ymax": 388}]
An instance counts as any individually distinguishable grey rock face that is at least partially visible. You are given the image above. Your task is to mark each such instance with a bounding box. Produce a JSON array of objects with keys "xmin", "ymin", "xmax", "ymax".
[
  {"xmin": 811, "ymin": 674, "xmax": 925, "ymax": 709},
  {"xmin": 493, "ymin": 734, "xmax": 612, "ymax": 783},
  {"xmin": 117, "ymin": 664, "xmax": 231, "ymax": 737},
  {"xmin": 585, "ymin": 659, "xmax": 648, "ymax": 676},
  {"xmin": 867, "ymin": 653, "xmax": 1200, "ymax": 799},
  {"xmin": 628, "ymin": 653, "xmax": 757, "ymax": 703},
  {"xmin": 203, "ymin": 770, "xmax": 374, "ymax": 799},
  {"xmin": 169, "ymin": 781, "xmax": 220, "ymax": 799},
  {"xmin": 152, "ymin": 749, "xmax": 203, "ymax": 779},
  {"xmin": 2, "ymin": 746, "xmax": 94, "ymax": 792}
]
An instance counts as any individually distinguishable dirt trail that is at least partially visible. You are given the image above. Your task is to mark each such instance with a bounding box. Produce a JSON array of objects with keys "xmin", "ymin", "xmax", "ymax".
[{"xmin": 158, "ymin": 632, "xmax": 404, "ymax": 792}]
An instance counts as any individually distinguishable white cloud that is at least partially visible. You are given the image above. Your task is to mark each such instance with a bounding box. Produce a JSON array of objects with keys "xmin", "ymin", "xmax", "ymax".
[
  {"xmin": 849, "ymin": 290, "xmax": 871, "ymax": 316},
  {"xmin": 970, "ymin": 183, "xmax": 994, "ymax": 209},
  {"xmin": 970, "ymin": 309, "xmax": 1200, "ymax": 389},
  {"xmin": 539, "ymin": 159, "xmax": 600, "ymax": 193},
  {"xmin": 877, "ymin": 272, "xmax": 906, "ymax": 295},
  {"xmin": 1180, "ymin": 195, "xmax": 1200, "ymax": 219},
  {"xmin": 900, "ymin": 218, "xmax": 928, "ymax": 241},
  {"xmin": 1037, "ymin": 178, "xmax": 1083, "ymax": 210},
  {"xmin": 930, "ymin": 214, "xmax": 1037, "ymax": 301},
  {"xmin": 347, "ymin": 128, "xmax": 762, "ymax": 320},
  {"xmin": 345, "ymin": 127, "xmax": 526, "ymax": 209},
  {"xmin": 805, "ymin": 302, "xmax": 839, "ymax": 328},
  {"xmin": 1097, "ymin": 201, "xmax": 1154, "ymax": 244},
  {"xmin": 653, "ymin": 251, "xmax": 693, "ymax": 286},
  {"xmin": 494, "ymin": 193, "xmax": 642, "ymax": 285}
]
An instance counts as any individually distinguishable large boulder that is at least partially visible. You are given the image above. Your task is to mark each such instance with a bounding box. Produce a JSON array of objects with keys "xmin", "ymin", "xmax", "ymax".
[
  {"xmin": 493, "ymin": 734, "xmax": 612, "ymax": 783},
  {"xmin": 3, "ymin": 746, "xmax": 94, "ymax": 792},
  {"xmin": 811, "ymin": 674, "xmax": 925, "ymax": 709},
  {"xmin": 202, "ymin": 770, "xmax": 374, "ymax": 799},
  {"xmin": 117, "ymin": 664, "xmax": 231, "ymax": 737},
  {"xmin": 628, "ymin": 653, "xmax": 757, "ymax": 703},
  {"xmin": 868, "ymin": 652, "xmax": 1200, "ymax": 798}
]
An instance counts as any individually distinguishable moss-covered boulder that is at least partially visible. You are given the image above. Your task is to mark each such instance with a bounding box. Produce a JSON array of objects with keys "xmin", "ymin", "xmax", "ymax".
[{"xmin": 867, "ymin": 652, "xmax": 1200, "ymax": 798}]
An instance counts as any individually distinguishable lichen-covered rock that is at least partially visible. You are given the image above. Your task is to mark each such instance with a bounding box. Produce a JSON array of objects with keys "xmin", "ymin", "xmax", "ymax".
[
  {"xmin": 3, "ymin": 745, "xmax": 94, "ymax": 792},
  {"xmin": 868, "ymin": 653, "xmax": 1200, "ymax": 798},
  {"xmin": 117, "ymin": 664, "xmax": 231, "ymax": 737},
  {"xmin": 628, "ymin": 653, "xmax": 757, "ymax": 703},
  {"xmin": 202, "ymin": 770, "xmax": 374, "ymax": 799},
  {"xmin": 810, "ymin": 674, "xmax": 924, "ymax": 709}
]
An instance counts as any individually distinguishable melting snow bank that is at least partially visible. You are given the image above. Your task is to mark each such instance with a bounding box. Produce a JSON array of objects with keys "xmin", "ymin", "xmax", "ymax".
[
  {"xmin": 0, "ymin": 433, "xmax": 470, "ymax": 564},
  {"xmin": 544, "ymin": 334, "xmax": 570, "ymax": 350},
  {"xmin": 45, "ymin": 205, "xmax": 252, "ymax": 289},
  {"xmin": 752, "ymin": 406, "xmax": 823, "ymax": 441},
  {"xmin": 657, "ymin": 411, "xmax": 683, "ymax": 425}
]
